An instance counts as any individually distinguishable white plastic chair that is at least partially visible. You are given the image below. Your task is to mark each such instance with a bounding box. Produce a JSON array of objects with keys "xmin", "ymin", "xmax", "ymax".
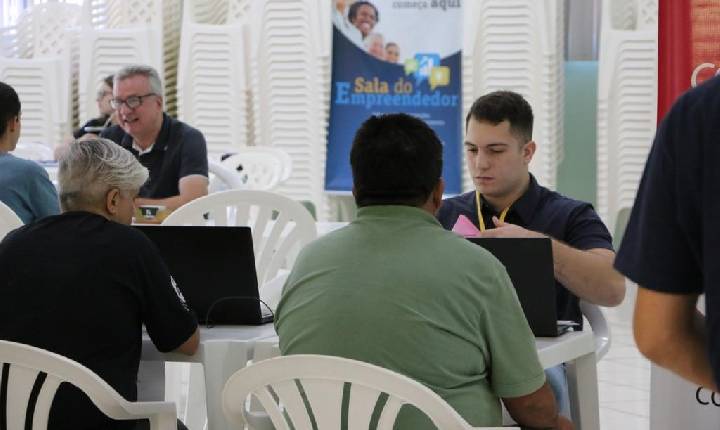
[
  {"xmin": 222, "ymin": 354, "xmax": 514, "ymax": 430},
  {"xmin": 596, "ymin": 0, "xmax": 658, "ymax": 235},
  {"xmin": 177, "ymin": 0, "xmax": 249, "ymax": 157},
  {"xmin": 221, "ymin": 147, "xmax": 292, "ymax": 191},
  {"xmin": 208, "ymin": 159, "xmax": 247, "ymax": 193},
  {"xmin": 580, "ymin": 300, "xmax": 611, "ymax": 362},
  {"xmin": 11, "ymin": 142, "xmax": 55, "ymax": 161},
  {"xmin": 0, "ymin": 200, "xmax": 23, "ymax": 240},
  {"xmin": 162, "ymin": 190, "xmax": 316, "ymax": 287},
  {"xmin": 0, "ymin": 340, "xmax": 177, "ymax": 430}
]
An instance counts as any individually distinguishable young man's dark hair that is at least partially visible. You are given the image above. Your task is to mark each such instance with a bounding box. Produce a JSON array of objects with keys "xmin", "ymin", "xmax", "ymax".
[
  {"xmin": 348, "ymin": 1, "xmax": 379, "ymax": 24},
  {"xmin": 465, "ymin": 90, "xmax": 534, "ymax": 143},
  {"xmin": 350, "ymin": 113, "xmax": 442, "ymax": 207},
  {"xmin": 0, "ymin": 81, "xmax": 21, "ymax": 137}
]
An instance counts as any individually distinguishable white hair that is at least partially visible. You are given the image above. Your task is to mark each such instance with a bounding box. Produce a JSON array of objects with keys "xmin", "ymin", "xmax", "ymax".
[
  {"xmin": 364, "ymin": 32, "xmax": 384, "ymax": 48},
  {"xmin": 58, "ymin": 138, "xmax": 148, "ymax": 211},
  {"xmin": 114, "ymin": 64, "xmax": 163, "ymax": 96}
]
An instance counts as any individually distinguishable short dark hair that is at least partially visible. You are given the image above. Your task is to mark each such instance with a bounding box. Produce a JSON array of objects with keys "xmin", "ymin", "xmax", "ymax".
[
  {"xmin": 348, "ymin": 1, "xmax": 379, "ymax": 24},
  {"xmin": 103, "ymin": 74, "xmax": 114, "ymax": 88},
  {"xmin": 350, "ymin": 113, "xmax": 442, "ymax": 207},
  {"xmin": 465, "ymin": 90, "xmax": 533, "ymax": 143},
  {"xmin": 0, "ymin": 81, "xmax": 20, "ymax": 138}
]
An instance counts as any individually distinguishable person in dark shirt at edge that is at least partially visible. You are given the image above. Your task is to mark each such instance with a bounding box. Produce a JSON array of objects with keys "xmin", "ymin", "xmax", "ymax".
[
  {"xmin": 436, "ymin": 90, "xmax": 626, "ymax": 417},
  {"xmin": 616, "ymin": 75, "xmax": 720, "ymax": 393},
  {"xmin": 0, "ymin": 138, "xmax": 199, "ymax": 429}
]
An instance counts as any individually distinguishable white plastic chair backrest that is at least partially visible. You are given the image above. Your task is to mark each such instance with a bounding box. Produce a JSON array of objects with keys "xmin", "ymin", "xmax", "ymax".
[
  {"xmin": 221, "ymin": 148, "xmax": 289, "ymax": 191},
  {"xmin": 208, "ymin": 159, "xmax": 247, "ymax": 193},
  {"xmin": 11, "ymin": 142, "xmax": 54, "ymax": 161},
  {"xmin": 162, "ymin": 190, "xmax": 317, "ymax": 285},
  {"xmin": 580, "ymin": 300, "xmax": 611, "ymax": 362},
  {"xmin": 0, "ymin": 340, "xmax": 177, "ymax": 430},
  {"xmin": 0, "ymin": 200, "xmax": 23, "ymax": 240},
  {"xmin": 222, "ymin": 354, "xmax": 514, "ymax": 430}
]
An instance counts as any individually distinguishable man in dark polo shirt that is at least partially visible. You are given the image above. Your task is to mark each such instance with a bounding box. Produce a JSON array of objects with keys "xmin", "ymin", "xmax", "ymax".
[
  {"xmin": 615, "ymin": 76, "xmax": 720, "ymax": 391},
  {"xmin": 437, "ymin": 90, "xmax": 626, "ymax": 416},
  {"xmin": 101, "ymin": 64, "xmax": 208, "ymax": 212},
  {"xmin": 0, "ymin": 138, "xmax": 199, "ymax": 429}
]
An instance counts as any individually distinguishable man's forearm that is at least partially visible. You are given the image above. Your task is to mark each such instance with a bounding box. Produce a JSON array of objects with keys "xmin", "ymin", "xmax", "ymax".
[
  {"xmin": 503, "ymin": 382, "xmax": 566, "ymax": 429},
  {"xmin": 635, "ymin": 291, "xmax": 716, "ymax": 391},
  {"xmin": 551, "ymin": 240, "xmax": 626, "ymax": 307}
]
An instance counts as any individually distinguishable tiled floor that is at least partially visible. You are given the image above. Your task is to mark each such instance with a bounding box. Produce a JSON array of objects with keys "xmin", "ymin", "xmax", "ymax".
[{"xmin": 598, "ymin": 283, "xmax": 651, "ymax": 429}]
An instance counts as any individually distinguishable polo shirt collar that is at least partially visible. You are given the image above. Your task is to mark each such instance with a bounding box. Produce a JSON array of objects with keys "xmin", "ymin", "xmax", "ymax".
[
  {"xmin": 356, "ymin": 205, "xmax": 441, "ymax": 226},
  {"xmin": 477, "ymin": 173, "xmax": 541, "ymax": 225},
  {"xmin": 508, "ymin": 173, "xmax": 542, "ymax": 224}
]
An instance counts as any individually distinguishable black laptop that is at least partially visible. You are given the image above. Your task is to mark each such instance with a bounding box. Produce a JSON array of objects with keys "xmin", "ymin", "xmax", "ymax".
[
  {"xmin": 135, "ymin": 225, "xmax": 273, "ymax": 325},
  {"xmin": 468, "ymin": 237, "xmax": 571, "ymax": 337}
]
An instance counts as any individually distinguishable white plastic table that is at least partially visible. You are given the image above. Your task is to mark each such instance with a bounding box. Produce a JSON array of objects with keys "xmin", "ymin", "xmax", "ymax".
[
  {"xmin": 142, "ymin": 326, "xmax": 599, "ymax": 430},
  {"xmin": 141, "ymin": 325, "xmax": 276, "ymax": 430}
]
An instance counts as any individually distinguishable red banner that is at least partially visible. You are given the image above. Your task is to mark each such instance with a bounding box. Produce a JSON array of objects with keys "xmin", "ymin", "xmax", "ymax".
[{"xmin": 658, "ymin": 0, "xmax": 720, "ymax": 121}]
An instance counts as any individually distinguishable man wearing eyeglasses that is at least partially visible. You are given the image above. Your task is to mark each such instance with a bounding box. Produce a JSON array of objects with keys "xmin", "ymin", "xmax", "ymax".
[{"xmin": 101, "ymin": 65, "xmax": 208, "ymax": 213}]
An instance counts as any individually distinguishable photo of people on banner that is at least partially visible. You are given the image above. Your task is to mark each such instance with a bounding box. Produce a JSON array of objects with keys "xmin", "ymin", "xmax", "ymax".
[{"xmin": 326, "ymin": 0, "xmax": 463, "ymax": 193}]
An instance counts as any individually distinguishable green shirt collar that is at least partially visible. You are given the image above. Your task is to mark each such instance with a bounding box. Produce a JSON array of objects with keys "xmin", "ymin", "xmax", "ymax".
[{"xmin": 356, "ymin": 205, "xmax": 441, "ymax": 226}]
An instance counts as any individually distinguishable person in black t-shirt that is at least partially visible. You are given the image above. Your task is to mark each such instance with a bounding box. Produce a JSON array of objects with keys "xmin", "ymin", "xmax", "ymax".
[
  {"xmin": 0, "ymin": 138, "xmax": 199, "ymax": 430},
  {"xmin": 616, "ymin": 76, "xmax": 720, "ymax": 392}
]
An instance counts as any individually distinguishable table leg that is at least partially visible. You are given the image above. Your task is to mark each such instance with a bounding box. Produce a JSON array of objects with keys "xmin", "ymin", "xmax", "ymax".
[
  {"xmin": 566, "ymin": 351, "xmax": 600, "ymax": 430},
  {"xmin": 202, "ymin": 340, "xmax": 253, "ymax": 430}
]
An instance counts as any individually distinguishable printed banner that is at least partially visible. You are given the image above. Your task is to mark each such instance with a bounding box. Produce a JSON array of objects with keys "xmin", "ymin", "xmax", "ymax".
[
  {"xmin": 658, "ymin": 0, "xmax": 720, "ymax": 121},
  {"xmin": 325, "ymin": 0, "xmax": 463, "ymax": 193}
]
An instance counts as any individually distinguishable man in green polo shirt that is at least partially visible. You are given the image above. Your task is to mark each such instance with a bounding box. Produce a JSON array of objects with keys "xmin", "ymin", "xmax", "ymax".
[{"xmin": 275, "ymin": 113, "xmax": 571, "ymax": 429}]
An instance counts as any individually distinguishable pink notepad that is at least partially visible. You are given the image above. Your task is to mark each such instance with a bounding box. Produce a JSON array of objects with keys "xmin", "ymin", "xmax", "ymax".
[{"xmin": 451, "ymin": 214, "xmax": 481, "ymax": 237}]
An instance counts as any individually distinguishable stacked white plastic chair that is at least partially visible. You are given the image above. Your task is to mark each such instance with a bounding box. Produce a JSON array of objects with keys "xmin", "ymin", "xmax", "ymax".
[
  {"xmin": 177, "ymin": 0, "xmax": 251, "ymax": 158},
  {"xmin": 11, "ymin": 142, "xmax": 55, "ymax": 161},
  {"xmin": 462, "ymin": 0, "xmax": 565, "ymax": 191},
  {"xmin": 596, "ymin": 0, "xmax": 658, "ymax": 236},
  {"xmin": 0, "ymin": 3, "xmax": 80, "ymax": 151},
  {"xmin": 249, "ymin": 0, "xmax": 332, "ymax": 219},
  {"xmin": 78, "ymin": 0, "xmax": 179, "ymax": 123}
]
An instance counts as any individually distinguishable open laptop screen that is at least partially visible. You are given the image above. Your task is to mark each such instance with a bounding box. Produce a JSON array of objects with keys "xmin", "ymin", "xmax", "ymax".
[
  {"xmin": 467, "ymin": 237, "xmax": 561, "ymax": 337},
  {"xmin": 135, "ymin": 225, "xmax": 271, "ymax": 325}
]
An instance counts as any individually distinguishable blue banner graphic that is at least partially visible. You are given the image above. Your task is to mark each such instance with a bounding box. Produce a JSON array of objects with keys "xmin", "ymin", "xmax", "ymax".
[{"xmin": 325, "ymin": 0, "xmax": 463, "ymax": 193}]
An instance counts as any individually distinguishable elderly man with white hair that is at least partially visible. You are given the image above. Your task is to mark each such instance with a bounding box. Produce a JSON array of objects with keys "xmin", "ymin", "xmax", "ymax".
[{"xmin": 0, "ymin": 138, "xmax": 199, "ymax": 430}]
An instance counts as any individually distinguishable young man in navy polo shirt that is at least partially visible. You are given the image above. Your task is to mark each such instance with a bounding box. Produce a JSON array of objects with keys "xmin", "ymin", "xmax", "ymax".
[
  {"xmin": 437, "ymin": 90, "xmax": 626, "ymax": 415},
  {"xmin": 101, "ymin": 64, "xmax": 208, "ymax": 213},
  {"xmin": 615, "ymin": 76, "xmax": 720, "ymax": 391}
]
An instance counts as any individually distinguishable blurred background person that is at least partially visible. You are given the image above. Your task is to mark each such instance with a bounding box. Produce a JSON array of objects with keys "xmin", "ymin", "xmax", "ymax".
[
  {"xmin": 385, "ymin": 42, "xmax": 400, "ymax": 63},
  {"xmin": 365, "ymin": 32, "xmax": 385, "ymax": 61},
  {"xmin": 333, "ymin": 0, "xmax": 362, "ymax": 47},
  {"xmin": 348, "ymin": 1, "xmax": 378, "ymax": 40},
  {"xmin": 74, "ymin": 75, "xmax": 116, "ymax": 139}
]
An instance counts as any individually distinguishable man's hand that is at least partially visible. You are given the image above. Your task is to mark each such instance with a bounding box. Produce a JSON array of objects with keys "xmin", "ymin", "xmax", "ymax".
[{"xmin": 477, "ymin": 216, "xmax": 546, "ymax": 239}]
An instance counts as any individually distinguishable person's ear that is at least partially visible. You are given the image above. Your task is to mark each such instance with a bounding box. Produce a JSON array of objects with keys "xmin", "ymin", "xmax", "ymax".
[
  {"xmin": 105, "ymin": 188, "xmax": 120, "ymax": 215},
  {"xmin": 432, "ymin": 178, "xmax": 445, "ymax": 211},
  {"xmin": 523, "ymin": 140, "xmax": 536, "ymax": 165},
  {"xmin": 7, "ymin": 116, "xmax": 18, "ymax": 133}
]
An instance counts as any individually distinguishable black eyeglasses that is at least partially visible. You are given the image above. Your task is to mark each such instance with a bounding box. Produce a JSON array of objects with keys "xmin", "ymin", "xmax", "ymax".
[{"xmin": 110, "ymin": 93, "xmax": 156, "ymax": 109}]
